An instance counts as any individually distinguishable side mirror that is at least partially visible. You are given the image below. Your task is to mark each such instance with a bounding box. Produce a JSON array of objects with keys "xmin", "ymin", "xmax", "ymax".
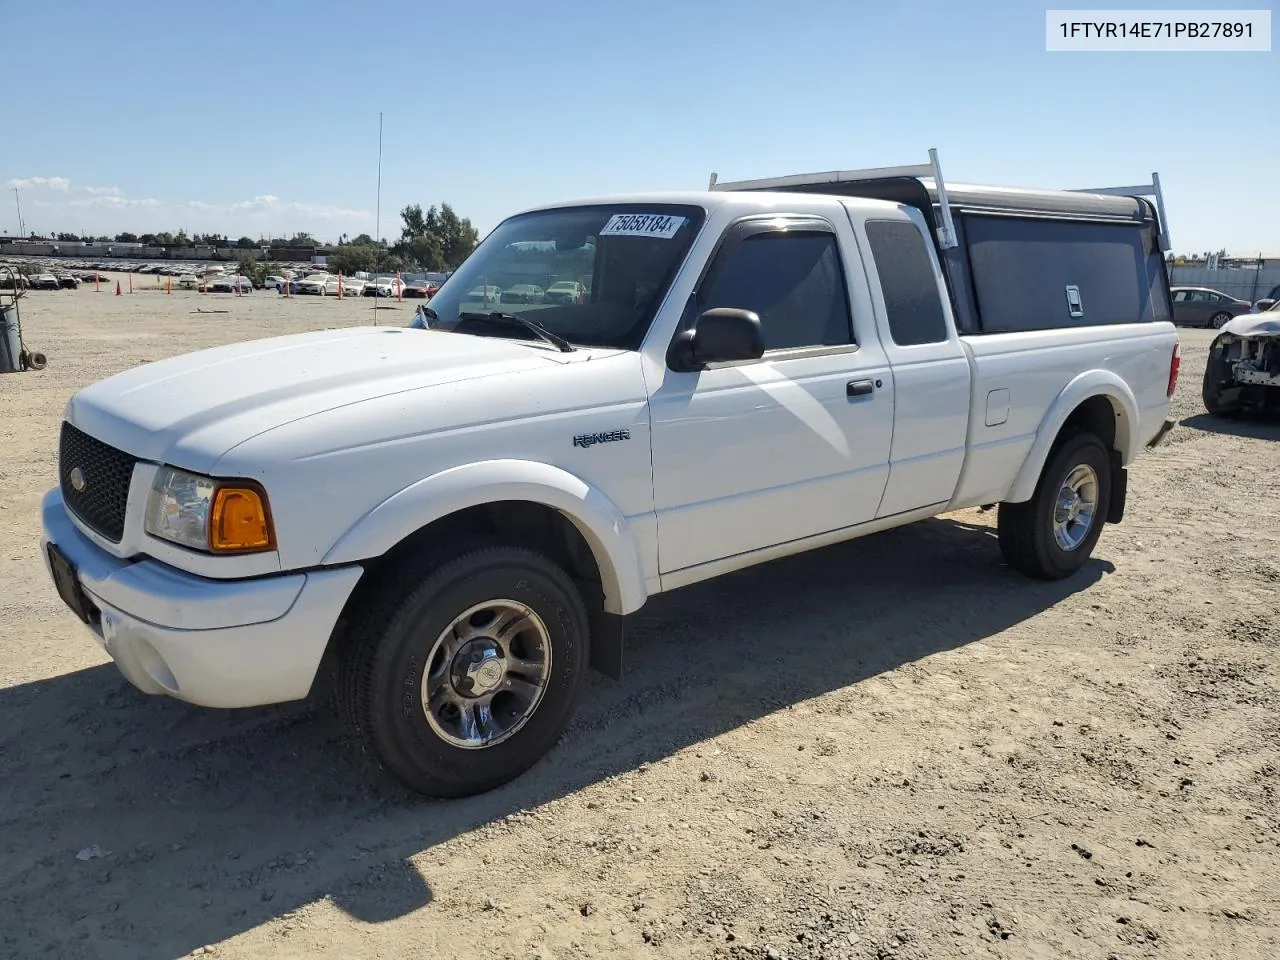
[{"xmin": 668, "ymin": 308, "xmax": 764, "ymax": 371}]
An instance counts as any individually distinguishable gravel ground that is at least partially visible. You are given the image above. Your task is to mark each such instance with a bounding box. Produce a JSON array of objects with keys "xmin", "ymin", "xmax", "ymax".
[{"xmin": 1, "ymin": 279, "xmax": 1277, "ymax": 960}]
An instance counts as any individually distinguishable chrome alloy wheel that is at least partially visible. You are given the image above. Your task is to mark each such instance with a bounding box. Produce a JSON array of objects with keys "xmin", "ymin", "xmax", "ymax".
[
  {"xmin": 1052, "ymin": 463, "xmax": 1099, "ymax": 551},
  {"xmin": 421, "ymin": 599, "xmax": 552, "ymax": 749}
]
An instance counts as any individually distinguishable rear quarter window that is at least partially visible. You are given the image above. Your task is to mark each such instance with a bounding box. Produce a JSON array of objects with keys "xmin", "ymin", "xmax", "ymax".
[{"xmin": 864, "ymin": 219, "xmax": 949, "ymax": 345}]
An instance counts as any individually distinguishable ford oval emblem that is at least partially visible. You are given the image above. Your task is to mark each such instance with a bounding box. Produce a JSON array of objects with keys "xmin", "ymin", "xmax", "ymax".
[{"xmin": 69, "ymin": 467, "xmax": 87, "ymax": 492}]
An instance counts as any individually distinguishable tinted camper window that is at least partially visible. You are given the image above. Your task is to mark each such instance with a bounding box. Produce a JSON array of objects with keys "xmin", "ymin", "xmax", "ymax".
[{"xmin": 963, "ymin": 215, "xmax": 1171, "ymax": 333}]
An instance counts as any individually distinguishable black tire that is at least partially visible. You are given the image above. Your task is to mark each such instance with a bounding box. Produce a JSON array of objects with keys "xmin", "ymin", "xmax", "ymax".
[
  {"xmin": 997, "ymin": 431, "xmax": 1111, "ymax": 581},
  {"xmin": 1209, "ymin": 311, "xmax": 1232, "ymax": 329},
  {"xmin": 1203, "ymin": 339, "xmax": 1244, "ymax": 417},
  {"xmin": 337, "ymin": 545, "xmax": 589, "ymax": 798}
]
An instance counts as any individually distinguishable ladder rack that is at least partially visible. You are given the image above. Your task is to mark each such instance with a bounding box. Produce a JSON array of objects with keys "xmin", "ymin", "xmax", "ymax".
[
  {"xmin": 708, "ymin": 148, "xmax": 959, "ymax": 250},
  {"xmin": 707, "ymin": 149, "xmax": 1171, "ymax": 254},
  {"xmin": 1067, "ymin": 173, "xmax": 1171, "ymax": 251}
]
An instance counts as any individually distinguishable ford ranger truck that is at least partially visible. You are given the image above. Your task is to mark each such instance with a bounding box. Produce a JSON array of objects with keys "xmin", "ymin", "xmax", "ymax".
[{"xmin": 41, "ymin": 151, "xmax": 1180, "ymax": 797}]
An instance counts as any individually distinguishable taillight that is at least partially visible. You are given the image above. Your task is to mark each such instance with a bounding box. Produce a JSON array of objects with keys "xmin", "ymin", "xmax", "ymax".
[{"xmin": 1167, "ymin": 340, "xmax": 1181, "ymax": 399}]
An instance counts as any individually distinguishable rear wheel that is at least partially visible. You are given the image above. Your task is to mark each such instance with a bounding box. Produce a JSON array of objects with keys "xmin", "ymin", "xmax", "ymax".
[
  {"xmin": 997, "ymin": 431, "xmax": 1111, "ymax": 580},
  {"xmin": 1209, "ymin": 311, "xmax": 1232, "ymax": 329},
  {"xmin": 337, "ymin": 545, "xmax": 590, "ymax": 797}
]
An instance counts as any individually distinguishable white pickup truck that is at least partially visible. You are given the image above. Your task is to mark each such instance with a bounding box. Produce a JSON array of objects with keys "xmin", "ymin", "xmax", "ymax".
[{"xmin": 41, "ymin": 151, "xmax": 1181, "ymax": 797}]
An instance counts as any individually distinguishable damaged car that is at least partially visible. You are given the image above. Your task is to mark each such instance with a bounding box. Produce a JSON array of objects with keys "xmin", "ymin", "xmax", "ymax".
[{"xmin": 1203, "ymin": 301, "xmax": 1280, "ymax": 416}]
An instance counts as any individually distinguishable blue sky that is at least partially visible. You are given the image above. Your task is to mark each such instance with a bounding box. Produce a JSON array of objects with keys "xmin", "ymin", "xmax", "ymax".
[{"xmin": 3, "ymin": 0, "xmax": 1275, "ymax": 253}]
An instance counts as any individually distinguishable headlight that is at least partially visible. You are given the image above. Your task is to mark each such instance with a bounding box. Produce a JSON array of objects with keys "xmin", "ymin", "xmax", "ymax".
[{"xmin": 144, "ymin": 466, "xmax": 276, "ymax": 554}]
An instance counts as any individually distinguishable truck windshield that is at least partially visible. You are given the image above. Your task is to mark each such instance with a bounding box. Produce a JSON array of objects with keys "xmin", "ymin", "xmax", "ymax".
[{"xmin": 422, "ymin": 203, "xmax": 705, "ymax": 350}]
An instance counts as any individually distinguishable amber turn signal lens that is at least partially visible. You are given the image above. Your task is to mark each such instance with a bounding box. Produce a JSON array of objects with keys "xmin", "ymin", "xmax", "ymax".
[{"xmin": 210, "ymin": 486, "xmax": 274, "ymax": 552}]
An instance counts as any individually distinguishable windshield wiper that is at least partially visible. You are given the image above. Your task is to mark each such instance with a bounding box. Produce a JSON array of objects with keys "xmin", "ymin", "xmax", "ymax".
[
  {"xmin": 457, "ymin": 311, "xmax": 576, "ymax": 352},
  {"xmin": 409, "ymin": 305, "xmax": 438, "ymax": 328}
]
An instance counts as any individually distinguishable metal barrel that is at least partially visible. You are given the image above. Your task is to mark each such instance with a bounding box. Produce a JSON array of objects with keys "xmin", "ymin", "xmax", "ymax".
[{"xmin": 0, "ymin": 304, "xmax": 22, "ymax": 373}]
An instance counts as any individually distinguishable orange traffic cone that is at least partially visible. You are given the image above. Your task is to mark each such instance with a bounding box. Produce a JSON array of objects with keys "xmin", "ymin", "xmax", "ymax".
[
  {"xmin": 115, "ymin": 280, "xmax": 121, "ymax": 296},
  {"xmin": 166, "ymin": 276, "xmax": 172, "ymax": 295}
]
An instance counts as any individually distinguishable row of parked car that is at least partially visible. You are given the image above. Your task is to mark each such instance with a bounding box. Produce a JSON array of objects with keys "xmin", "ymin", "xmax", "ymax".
[
  {"xmin": 272, "ymin": 273, "xmax": 440, "ymax": 298},
  {"xmin": 464, "ymin": 280, "xmax": 588, "ymax": 305},
  {"xmin": 0, "ymin": 271, "xmax": 106, "ymax": 290},
  {"xmin": 1171, "ymin": 284, "xmax": 1280, "ymax": 328}
]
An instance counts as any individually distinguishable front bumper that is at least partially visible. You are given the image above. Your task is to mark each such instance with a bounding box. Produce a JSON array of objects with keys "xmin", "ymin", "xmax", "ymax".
[{"xmin": 41, "ymin": 489, "xmax": 364, "ymax": 708}]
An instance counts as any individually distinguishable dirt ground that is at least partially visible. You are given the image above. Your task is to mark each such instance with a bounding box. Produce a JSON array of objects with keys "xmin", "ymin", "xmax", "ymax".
[{"xmin": 1, "ymin": 279, "xmax": 1277, "ymax": 960}]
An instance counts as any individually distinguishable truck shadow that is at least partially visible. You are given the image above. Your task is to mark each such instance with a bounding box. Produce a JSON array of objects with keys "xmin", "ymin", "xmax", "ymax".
[
  {"xmin": 0, "ymin": 515, "xmax": 1113, "ymax": 959},
  {"xmin": 1180, "ymin": 411, "xmax": 1280, "ymax": 440}
]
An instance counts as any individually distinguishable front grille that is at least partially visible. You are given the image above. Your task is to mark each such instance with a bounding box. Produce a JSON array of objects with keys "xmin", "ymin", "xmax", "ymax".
[{"xmin": 59, "ymin": 422, "xmax": 138, "ymax": 544}]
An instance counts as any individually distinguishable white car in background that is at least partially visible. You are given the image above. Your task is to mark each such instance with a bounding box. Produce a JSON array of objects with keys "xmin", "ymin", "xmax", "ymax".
[
  {"xmin": 544, "ymin": 280, "xmax": 586, "ymax": 304},
  {"xmin": 464, "ymin": 283, "xmax": 503, "ymax": 305},
  {"xmin": 1203, "ymin": 299, "xmax": 1280, "ymax": 417},
  {"xmin": 292, "ymin": 273, "xmax": 338, "ymax": 295},
  {"xmin": 359, "ymin": 276, "xmax": 405, "ymax": 298},
  {"xmin": 263, "ymin": 275, "xmax": 285, "ymax": 291}
]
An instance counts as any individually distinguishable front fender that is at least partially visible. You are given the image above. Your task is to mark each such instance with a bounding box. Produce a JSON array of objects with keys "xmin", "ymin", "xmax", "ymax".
[
  {"xmin": 1005, "ymin": 370, "xmax": 1138, "ymax": 503},
  {"xmin": 321, "ymin": 459, "xmax": 649, "ymax": 615}
]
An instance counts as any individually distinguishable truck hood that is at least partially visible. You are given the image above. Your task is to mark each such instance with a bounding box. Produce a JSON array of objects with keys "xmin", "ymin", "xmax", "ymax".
[
  {"xmin": 1221, "ymin": 314, "xmax": 1280, "ymax": 339},
  {"xmin": 66, "ymin": 326, "xmax": 587, "ymax": 471}
]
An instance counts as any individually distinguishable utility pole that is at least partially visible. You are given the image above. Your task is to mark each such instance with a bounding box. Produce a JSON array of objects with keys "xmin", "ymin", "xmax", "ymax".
[
  {"xmin": 373, "ymin": 110, "xmax": 383, "ymax": 327},
  {"xmin": 13, "ymin": 188, "xmax": 25, "ymax": 238}
]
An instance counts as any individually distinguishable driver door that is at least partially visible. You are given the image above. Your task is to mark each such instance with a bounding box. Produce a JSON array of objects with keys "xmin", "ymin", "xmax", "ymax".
[{"xmin": 648, "ymin": 213, "xmax": 894, "ymax": 574}]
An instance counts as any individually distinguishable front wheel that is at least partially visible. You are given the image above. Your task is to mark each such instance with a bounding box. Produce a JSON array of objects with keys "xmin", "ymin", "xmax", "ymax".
[
  {"xmin": 337, "ymin": 545, "xmax": 590, "ymax": 797},
  {"xmin": 1203, "ymin": 342, "xmax": 1244, "ymax": 417},
  {"xmin": 997, "ymin": 431, "xmax": 1111, "ymax": 580}
]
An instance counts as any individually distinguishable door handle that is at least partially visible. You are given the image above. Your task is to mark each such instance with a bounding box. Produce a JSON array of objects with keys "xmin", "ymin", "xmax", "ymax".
[{"xmin": 846, "ymin": 379, "xmax": 874, "ymax": 397}]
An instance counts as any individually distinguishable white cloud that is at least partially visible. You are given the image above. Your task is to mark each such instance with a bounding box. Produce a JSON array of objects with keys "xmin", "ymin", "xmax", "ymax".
[
  {"xmin": 229, "ymin": 194, "xmax": 279, "ymax": 211},
  {"xmin": 7, "ymin": 176, "xmax": 71, "ymax": 191},
  {"xmin": 4, "ymin": 176, "xmax": 373, "ymax": 239},
  {"xmin": 69, "ymin": 195, "xmax": 162, "ymax": 209},
  {"xmin": 7, "ymin": 176, "xmax": 122, "ymax": 196}
]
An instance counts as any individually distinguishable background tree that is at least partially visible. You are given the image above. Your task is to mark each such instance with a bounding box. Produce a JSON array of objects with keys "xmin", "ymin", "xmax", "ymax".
[
  {"xmin": 435, "ymin": 203, "xmax": 480, "ymax": 267},
  {"xmin": 114, "ymin": 232, "xmax": 139, "ymax": 243},
  {"xmin": 326, "ymin": 243, "xmax": 380, "ymax": 275},
  {"xmin": 400, "ymin": 204, "xmax": 429, "ymax": 239},
  {"xmin": 234, "ymin": 254, "xmax": 279, "ymax": 288},
  {"xmin": 393, "ymin": 202, "xmax": 479, "ymax": 270},
  {"xmin": 403, "ymin": 235, "xmax": 445, "ymax": 270}
]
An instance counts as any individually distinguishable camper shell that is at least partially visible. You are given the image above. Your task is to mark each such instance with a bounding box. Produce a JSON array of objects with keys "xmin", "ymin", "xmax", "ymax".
[{"xmin": 709, "ymin": 152, "xmax": 1174, "ymax": 337}]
